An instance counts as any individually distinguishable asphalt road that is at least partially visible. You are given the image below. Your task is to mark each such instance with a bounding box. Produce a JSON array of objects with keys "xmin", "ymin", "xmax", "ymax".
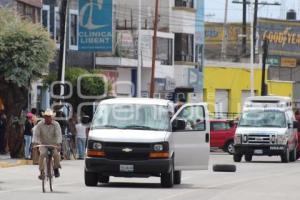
[{"xmin": 1, "ymin": 153, "xmax": 300, "ymax": 200}]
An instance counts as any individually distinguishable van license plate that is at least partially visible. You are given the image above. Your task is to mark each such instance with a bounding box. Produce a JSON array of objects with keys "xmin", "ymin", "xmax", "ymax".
[
  {"xmin": 254, "ymin": 149, "xmax": 263, "ymax": 154},
  {"xmin": 120, "ymin": 165, "xmax": 134, "ymax": 172}
]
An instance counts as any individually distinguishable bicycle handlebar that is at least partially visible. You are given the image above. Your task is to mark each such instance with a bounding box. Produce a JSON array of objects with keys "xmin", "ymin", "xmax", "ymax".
[{"xmin": 33, "ymin": 144, "xmax": 60, "ymax": 149}]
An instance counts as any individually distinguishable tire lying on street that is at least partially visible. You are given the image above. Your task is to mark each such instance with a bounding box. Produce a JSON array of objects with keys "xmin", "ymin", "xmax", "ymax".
[{"xmin": 212, "ymin": 164, "xmax": 236, "ymax": 172}]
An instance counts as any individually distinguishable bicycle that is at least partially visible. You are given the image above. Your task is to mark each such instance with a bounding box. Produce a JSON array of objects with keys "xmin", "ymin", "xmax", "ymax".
[
  {"xmin": 62, "ymin": 133, "xmax": 77, "ymax": 160},
  {"xmin": 34, "ymin": 144, "xmax": 59, "ymax": 193}
]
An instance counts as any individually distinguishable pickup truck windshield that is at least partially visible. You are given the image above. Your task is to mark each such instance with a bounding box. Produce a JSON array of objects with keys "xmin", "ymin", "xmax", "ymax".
[
  {"xmin": 239, "ymin": 110, "xmax": 287, "ymax": 128},
  {"xmin": 91, "ymin": 104, "xmax": 170, "ymax": 131}
]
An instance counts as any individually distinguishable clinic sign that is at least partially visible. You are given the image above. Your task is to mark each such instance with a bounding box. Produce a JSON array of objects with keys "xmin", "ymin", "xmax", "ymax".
[{"xmin": 78, "ymin": 0, "xmax": 113, "ymax": 52}]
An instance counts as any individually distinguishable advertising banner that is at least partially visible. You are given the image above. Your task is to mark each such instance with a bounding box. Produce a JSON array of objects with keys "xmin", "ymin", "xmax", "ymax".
[
  {"xmin": 78, "ymin": 0, "xmax": 112, "ymax": 52},
  {"xmin": 259, "ymin": 18, "xmax": 300, "ymax": 57}
]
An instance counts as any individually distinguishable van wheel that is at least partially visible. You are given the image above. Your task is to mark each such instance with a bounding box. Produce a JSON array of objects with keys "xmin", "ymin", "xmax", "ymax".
[
  {"xmin": 245, "ymin": 154, "xmax": 252, "ymax": 162},
  {"xmin": 161, "ymin": 161, "xmax": 174, "ymax": 188},
  {"xmin": 98, "ymin": 175, "xmax": 110, "ymax": 183},
  {"xmin": 224, "ymin": 141, "xmax": 235, "ymax": 155},
  {"xmin": 174, "ymin": 171, "xmax": 181, "ymax": 185},
  {"xmin": 233, "ymin": 153, "xmax": 242, "ymax": 162},
  {"xmin": 289, "ymin": 147, "xmax": 297, "ymax": 162},
  {"xmin": 85, "ymin": 170, "xmax": 98, "ymax": 186},
  {"xmin": 281, "ymin": 146, "xmax": 290, "ymax": 163}
]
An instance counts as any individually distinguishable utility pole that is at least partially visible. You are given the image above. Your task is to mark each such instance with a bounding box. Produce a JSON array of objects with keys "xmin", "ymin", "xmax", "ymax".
[
  {"xmin": 232, "ymin": 0, "xmax": 281, "ymax": 60},
  {"xmin": 253, "ymin": 0, "xmax": 258, "ymax": 62},
  {"xmin": 149, "ymin": 0, "xmax": 159, "ymax": 98},
  {"xmin": 221, "ymin": 0, "xmax": 229, "ymax": 60},
  {"xmin": 58, "ymin": 0, "xmax": 68, "ymax": 96},
  {"xmin": 261, "ymin": 38, "xmax": 268, "ymax": 96},
  {"xmin": 242, "ymin": 0, "xmax": 247, "ymax": 55},
  {"xmin": 250, "ymin": 0, "xmax": 255, "ymax": 96},
  {"xmin": 137, "ymin": 0, "xmax": 142, "ymax": 97}
]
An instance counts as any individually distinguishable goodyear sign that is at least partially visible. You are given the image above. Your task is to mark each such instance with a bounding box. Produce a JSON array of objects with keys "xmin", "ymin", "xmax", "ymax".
[
  {"xmin": 259, "ymin": 18, "xmax": 300, "ymax": 57},
  {"xmin": 78, "ymin": 0, "xmax": 113, "ymax": 52}
]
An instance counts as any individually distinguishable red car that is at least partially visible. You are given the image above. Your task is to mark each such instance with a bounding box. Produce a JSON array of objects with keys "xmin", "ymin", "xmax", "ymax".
[{"xmin": 210, "ymin": 119, "xmax": 237, "ymax": 154}]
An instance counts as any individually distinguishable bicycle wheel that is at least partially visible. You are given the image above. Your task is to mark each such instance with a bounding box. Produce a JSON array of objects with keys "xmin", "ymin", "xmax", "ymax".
[
  {"xmin": 48, "ymin": 156, "xmax": 53, "ymax": 192},
  {"xmin": 64, "ymin": 138, "xmax": 71, "ymax": 160},
  {"xmin": 42, "ymin": 176, "xmax": 45, "ymax": 193},
  {"xmin": 42, "ymin": 159, "xmax": 46, "ymax": 193},
  {"xmin": 69, "ymin": 139, "xmax": 77, "ymax": 160}
]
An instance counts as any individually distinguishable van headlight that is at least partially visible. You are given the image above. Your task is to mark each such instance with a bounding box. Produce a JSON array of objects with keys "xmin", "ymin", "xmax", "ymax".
[
  {"xmin": 234, "ymin": 134, "xmax": 242, "ymax": 144},
  {"xmin": 276, "ymin": 135, "xmax": 287, "ymax": 145},
  {"xmin": 153, "ymin": 143, "xmax": 169, "ymax": 152},
  {"xmin": 89, "ymin": 141, "xmax": 103, "ymax": 150}
]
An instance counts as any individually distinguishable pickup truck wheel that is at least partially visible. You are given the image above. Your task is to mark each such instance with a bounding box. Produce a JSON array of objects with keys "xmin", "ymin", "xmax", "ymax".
[
  {"xmin": 161, "ymin": 161, "xmax": 174, "ymax": 188},
  {"xmin": 98, "ymin": 175, "xmax": 110, "ymax": 183},
  {"xmin": 233, "ymin": 153, "xmax": 242, "ymax": 162},
  {"xmin": 289, "ymin": 147, "xmax": 297, "ymax": 162},
  {"xmin": 281, "ymin": 146, "xmax": 290, "ymax": 163},
  {"xmin": 245, "ymin": 154, "xmax": 252, "ymax": 162},
  {"xmin": 224, "ymin": 141, "xmax": 235, "ymax": 155},
  {"xmin": 85, "ymin": 170, "xmax": 98, "ymax": 186},
  {"xmin": 174, "ymin": 171, "xmax": 181, "ymax": 185}
]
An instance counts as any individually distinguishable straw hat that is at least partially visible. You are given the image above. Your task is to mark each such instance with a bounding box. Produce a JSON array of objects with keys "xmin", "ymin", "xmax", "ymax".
[{"xmin": 42, "ymin": 108, "xmax": 56, "ymax": 117}]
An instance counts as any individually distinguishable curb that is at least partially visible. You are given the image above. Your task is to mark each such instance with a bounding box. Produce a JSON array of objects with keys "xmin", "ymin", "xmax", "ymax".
[{"xmin": 0, "ymin": 160, "xmax": 33, "ymax": 168}]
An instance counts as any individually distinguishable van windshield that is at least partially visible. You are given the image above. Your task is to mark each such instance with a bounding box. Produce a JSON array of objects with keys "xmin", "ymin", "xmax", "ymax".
[
  {"xmin": 91, "ymin": 104, "xmax": 170, "ymax": 131},
  {"xmin": 239, "ymin": 110, "xmax": 287, "ymax": 128}
]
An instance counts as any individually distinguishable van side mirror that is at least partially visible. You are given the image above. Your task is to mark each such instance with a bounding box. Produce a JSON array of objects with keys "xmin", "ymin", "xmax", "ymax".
[{"xmin": 172, "ymin": 119, "xmax": 186, "ymax": 131}]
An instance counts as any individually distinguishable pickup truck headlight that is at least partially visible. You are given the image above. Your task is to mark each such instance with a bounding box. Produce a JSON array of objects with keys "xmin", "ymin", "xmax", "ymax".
[
  {"xmin": 276, "ymin": 135, "xmax": 287, "ymax": 145},
  {"xmin": 234, "ymin": 135, "xmax": 242, "ymax": 144}
]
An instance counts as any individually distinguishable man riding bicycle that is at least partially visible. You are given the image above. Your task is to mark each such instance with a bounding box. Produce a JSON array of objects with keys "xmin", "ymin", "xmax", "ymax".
[{"xmin": 34, "ymin": 108, "xmax": 62, "ymax": 179}]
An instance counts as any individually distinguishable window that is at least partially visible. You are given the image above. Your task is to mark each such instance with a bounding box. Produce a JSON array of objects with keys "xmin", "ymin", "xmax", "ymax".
[
  {"xmin": 176, "ymin": 105, "xmax": 205, "ymax": 131},
  {"xmin": 175, "ymin": 33, "xmax": 194, "ymax": 62},
  {"xmin": 42, "ymin": 5, "xmax": 50, "ymax": 32},
  {"xmin": 55, "ymin": 7, "xmax": 60, "ymax": 45},
  {"xmin": 69, "ymin": 10, "xmax": 78, "ymax": 50},
  {"xmin": 175, "ymin": 0, "xmax": 194, "ymax": 8},
  {"xmin": 211, "ymin": 122, "xmax": 230, "ymax": 131},
  {"xmin": 156, "ymin": 38, "xmax": 173, "ymax": 65}
]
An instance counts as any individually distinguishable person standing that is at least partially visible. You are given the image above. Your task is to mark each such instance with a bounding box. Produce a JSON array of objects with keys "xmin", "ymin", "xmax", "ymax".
[
  {"xmin": 75, "ymin": 120, "xmax": 87, "ymax": 160},
  {"xmin": 0, "ymin": 111, "xmax": 6, "ymax": 154},
  {"xmin": 24, "ymin": 112, "xmax": 34, "ymax": 159}
]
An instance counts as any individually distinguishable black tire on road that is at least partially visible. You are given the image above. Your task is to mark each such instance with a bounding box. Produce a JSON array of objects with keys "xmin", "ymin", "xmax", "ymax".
[
  {"xmin": 281, "ymin": 146, "xmax": 290, "ymax": 163},
  {"xmin": 213, "ymin": 164, "xmax": 236, "ymax": 172},
  {"xmin": 98, "ymin": 175, "xmax": 110, "ymax": 184},
  {"xmin": 174, "ymin": 170, "xmax": 181, "ymax": 185},
  {"xmin": 224, "ymin": 141, "xmax": 235, "ymax": 155},
  {"xmin": 233, "ymin": 153, "xmax": 242, "ymax": 162},
  {"xmin": 161, "ymin": 161, "xmax": 174, "ymax": 188},
  {"xmin": 245, "ymin": 154, "xmax": 252, "ymax": 162},
  {"xmin": 85, "ymin": 170, "xmax": 98, "ymax": 186}
]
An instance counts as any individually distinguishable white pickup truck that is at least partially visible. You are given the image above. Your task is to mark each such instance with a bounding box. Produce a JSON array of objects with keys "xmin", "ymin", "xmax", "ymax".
[{"xmin": 84, "ymin": 98, "xmax": 210, "ymax": 188}]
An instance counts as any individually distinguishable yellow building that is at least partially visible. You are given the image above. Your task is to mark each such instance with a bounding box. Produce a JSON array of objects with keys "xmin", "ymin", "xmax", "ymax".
[{"xmin": 203, "ymin": 61, "xmax": 293, "ymax": 116}]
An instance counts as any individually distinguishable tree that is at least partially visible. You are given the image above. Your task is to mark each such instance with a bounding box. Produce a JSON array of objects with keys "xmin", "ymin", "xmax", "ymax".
[
  {"xmin": 44, "ymin": 67, "xmax": 110, "ymax": 117},
  {"xmin": 0, "ymin": 8, "xmax": 56, "ymax": 158}
]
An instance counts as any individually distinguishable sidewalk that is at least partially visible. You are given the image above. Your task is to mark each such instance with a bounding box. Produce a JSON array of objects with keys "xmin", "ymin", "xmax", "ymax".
[{"xmin": 0, "ymin": 153, "xmax": 33, "ymax": 168}]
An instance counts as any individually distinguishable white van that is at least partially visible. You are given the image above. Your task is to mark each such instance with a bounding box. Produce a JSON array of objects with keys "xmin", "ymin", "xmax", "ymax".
[
  {"xmin": 234, "ymin": 96, "xmax": 298, "ymax": 163},
  {"xmin": 84, "ymin": 98, "xmax": 210, "ymax": 188}
]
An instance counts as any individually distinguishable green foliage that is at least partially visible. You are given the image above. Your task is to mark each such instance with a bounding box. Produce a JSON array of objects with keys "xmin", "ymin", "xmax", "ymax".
[
  {"xmin": 0, "ymin": 8, "xmax": 56, "ymax": 87},
  {"xmin": 44, "ymin": 67, "xmax": 107, "ymax": 98}
]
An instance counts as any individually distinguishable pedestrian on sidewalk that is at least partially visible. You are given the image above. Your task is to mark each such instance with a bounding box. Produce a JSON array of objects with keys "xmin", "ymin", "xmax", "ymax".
[
  {"xmin": 75, "ymin": 118, "xmax": 88, "ymax": 160},
  {"xmin": 24, "ymin": 112, "xmax": 34, "ymax": 159},
  {"xmin": 0, "ymin": 110, "xmax": 7, "ymax": 154}
]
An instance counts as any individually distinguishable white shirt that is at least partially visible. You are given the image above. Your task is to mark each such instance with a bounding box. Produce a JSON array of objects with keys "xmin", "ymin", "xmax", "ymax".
[{"xmin": 75, "ymin": 123, "xmax": 87, "ymax": 138}]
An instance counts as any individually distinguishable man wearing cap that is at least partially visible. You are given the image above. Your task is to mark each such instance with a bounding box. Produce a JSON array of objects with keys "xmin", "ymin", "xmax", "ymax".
[{"xmin": 34, "ymin": 108, "xmax": 62, "ymax": 179}]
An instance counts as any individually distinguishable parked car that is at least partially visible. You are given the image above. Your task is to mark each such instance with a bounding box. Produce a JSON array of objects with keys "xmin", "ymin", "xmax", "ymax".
[{"xmin": 210, "ymin": 119, "xmax": 236, "ymax": 154}]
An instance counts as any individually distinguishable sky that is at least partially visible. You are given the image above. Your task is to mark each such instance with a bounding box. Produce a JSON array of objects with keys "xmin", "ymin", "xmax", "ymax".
[{"xmin": 205, "ymin": 0, "xmax": 300, "ymax": 22}]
